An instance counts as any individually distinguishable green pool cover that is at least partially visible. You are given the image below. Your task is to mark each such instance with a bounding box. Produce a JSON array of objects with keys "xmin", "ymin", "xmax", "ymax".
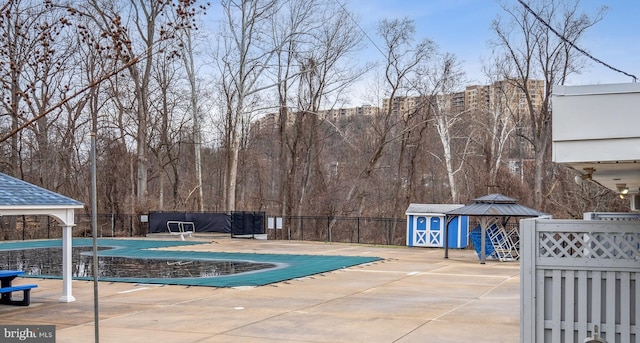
[{"xmin": 0, "ymin": 239, "xmax": 381, "ymax": 287}]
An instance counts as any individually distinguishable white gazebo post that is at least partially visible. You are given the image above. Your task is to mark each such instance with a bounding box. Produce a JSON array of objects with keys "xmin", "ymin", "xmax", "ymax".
[
  {"xmin": 58, "ymin": 208, "xmax": 77, "ymax": 303},
  {"xmin": 0, "ymin": 172, "xmax": 83, "ymax": 303},
  {"xmin": 60, "ymin": 224, "xmax": 76, "ymax": 302}
]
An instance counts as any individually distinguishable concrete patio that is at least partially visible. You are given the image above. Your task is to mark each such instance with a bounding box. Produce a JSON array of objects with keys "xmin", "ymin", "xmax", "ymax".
[{"xmin": 0, "ymin": 237, "xmax": 520, "ymax": 342}]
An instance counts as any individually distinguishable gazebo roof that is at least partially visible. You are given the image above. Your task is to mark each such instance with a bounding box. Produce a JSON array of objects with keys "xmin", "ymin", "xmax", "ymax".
[
  {"xmin": 0, "ymin": 172, "xmax": 83, "ymax": 303},
  {"xmin": 0, "ymin": 172, "xmax": 83, "ymax": 226},
  {"xmin": 443, "ymin": 193, "xmax": 548, "ymax": 264},
  {"xmin": 446, "ymin": 193, "xmax": 547, "ymax": 217},
  {"xmin": 0, "ymin": 172, "xmax": 83, "ymax": 208}
]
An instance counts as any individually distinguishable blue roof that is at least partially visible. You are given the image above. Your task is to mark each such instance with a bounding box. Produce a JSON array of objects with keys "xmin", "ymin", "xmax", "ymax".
[{"xmin": 0, "ymin": 172, "xmax": 83, "ymax": 207}]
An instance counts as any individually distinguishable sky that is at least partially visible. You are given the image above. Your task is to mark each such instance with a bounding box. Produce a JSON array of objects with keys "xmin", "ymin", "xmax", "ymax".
[
  {"xmin": 203, "ymin": 1, "xmax": 640, "ymax": 107},
  {"xmin": 345, "ymin": 0, "xmax": 639, "ymax": 98}
]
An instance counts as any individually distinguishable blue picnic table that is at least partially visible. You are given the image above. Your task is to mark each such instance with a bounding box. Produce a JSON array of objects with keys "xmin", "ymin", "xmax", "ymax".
[{"xmin": 0, "ymin": 270, "xmax": 38, "ymax": 306}]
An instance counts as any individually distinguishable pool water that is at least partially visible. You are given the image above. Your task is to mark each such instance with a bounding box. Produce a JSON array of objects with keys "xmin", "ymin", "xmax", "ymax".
[{"xmin": 0, "ymin": 247, "xmax": 276, "ymax": 279}]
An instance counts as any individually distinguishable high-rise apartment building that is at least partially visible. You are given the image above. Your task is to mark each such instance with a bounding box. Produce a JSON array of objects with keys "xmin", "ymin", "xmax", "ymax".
[
  {"xmin": 317, "ymin": 105, "xmax": 377, "ymax": 121},
  {"xmin": 259, "ymin": 79, "xmax": 545, "ymax": 128},
  {"xmin": 464, "ymin": 79, "xmax": 545, "ymax": 118}
]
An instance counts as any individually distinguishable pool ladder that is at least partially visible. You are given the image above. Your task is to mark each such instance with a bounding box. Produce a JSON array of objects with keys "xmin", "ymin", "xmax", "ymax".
[{"xmin": 166, "ymin": 221, "xmax": 195, "ymax": 240}]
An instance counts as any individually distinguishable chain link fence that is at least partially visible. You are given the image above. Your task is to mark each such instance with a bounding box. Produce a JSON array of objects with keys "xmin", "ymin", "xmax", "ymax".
[
  {"xmin": 1, "ymin": 213, "xmax": 409, "ymax": 247},
  {"xmin": 1, "ymin": 213, "xmax": 528, "ymax": 251},
  {"xmin": 0, "ymin": 214, "xmax": 139, "ymax": 240},
  {"xmin": 267, "ymin": 216, "xmax": 407, "ymax": 246}
]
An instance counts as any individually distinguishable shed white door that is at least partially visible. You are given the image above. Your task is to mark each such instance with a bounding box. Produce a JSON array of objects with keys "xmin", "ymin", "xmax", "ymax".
[
  {"xmin": 427, "ymin": 217, "xmax": 443, "ymax": 247},
  {"xmin": 413, "ymin": 216, "xmax": 443, "ymax": 247}
]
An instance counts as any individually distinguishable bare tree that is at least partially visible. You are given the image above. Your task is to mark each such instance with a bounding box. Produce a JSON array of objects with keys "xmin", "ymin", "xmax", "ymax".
[
  {"xmin": 181, "ymin": 29, "xmax": 205, "ymax": 211},
  {"xmin": 417, "ymin": 53, "xmax": 469, "ymax": 203},
  {"xmin": 291, "ymin": 4, "xmax": 363, "ymax": 216},
  {"xmin": 337, "ymin": 18, "xmax": 435, "ymax": 215},
  {"xmin": 148, "ymin": 49, "xmax": 184, "ymax": 210},
  {"xmin": 0, "ymin": 0, "xmax": 76, "ymax": 237},
  {"xmin": 547, "ymin": 167, "xmax": 627, "ymax": 218},
  {"xmin": 0, "ymin": 0, "xmax": 71, "ymax": 180},
  {"xmin": 273, "ymin": 0, "xmax": 317, "ymax": 218},
  {"xmin": 491, "ymin": 0, "xmax": 605, "ymax": 209},
  {"xmin": 474, "ymin": 59, "xmax": 524, "ymax": 189},
  {"xmin": 217, "ymin": 0, "xmax": 282, "ymax": 212},
  {"xmin": 173, "ymin": 3, "xmax": 209, "ymax": 211},
  {"xmin": 76, "ymin": 0, "xmax": 200, "ymax": 215}
]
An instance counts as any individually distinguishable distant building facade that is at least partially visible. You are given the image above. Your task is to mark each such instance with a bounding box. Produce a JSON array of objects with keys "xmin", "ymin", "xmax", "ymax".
[{"xmin": 260, "ymin": 79, "xmax": 545, "ymax": 132}]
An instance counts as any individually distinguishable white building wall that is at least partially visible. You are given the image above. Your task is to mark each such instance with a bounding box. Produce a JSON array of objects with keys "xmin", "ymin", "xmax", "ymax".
[{"xmin": 553, "ymin": 83, "xmax": 640, "ymax": 163}]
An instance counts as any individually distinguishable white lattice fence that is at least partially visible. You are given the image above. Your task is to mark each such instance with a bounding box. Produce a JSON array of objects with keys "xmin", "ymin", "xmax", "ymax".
[{"xmin": 521, "ymin": 219, "xmax": 640, "ymax": 343}]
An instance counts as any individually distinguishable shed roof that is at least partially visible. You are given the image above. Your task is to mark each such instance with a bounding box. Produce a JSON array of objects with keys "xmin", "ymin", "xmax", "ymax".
[{"xmin": 406, "ymin": 203, "xmax": 465, "ymax": 215}]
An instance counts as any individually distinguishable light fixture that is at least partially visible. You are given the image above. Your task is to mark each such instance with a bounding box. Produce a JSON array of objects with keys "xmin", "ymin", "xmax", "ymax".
[
  {"xmin": 574, "ymin": 167, "xmax": 595, "ymax": 185},
  {"xmin": 616, "ymin": 183, "xmax": 629, "ymax": 199},
  {"xmin": 616, "ymin": 183, "xmax": 629, "ymax": 194}
]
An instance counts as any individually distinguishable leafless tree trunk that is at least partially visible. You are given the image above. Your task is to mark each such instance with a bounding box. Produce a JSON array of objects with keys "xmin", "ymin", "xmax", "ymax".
[
  {"xmin": 292, "ymin": 4, "xmax": 363, "ymax": 216},
  {"xmin": 181, "ymin": 30, "xmax": 205, "ymax": 211},
  {"xmin": 340, "ymin": 18, "xmax": 434, "ymax": 215},
  {"xmin": 473, "ymin": 67, "xmax": 522, "ymax": 189},
  {"xmin": 491, "ymin": 0, "xmax": 605, "ymax": 209},
  {"xmin": 169, "ymin": 3, "xmax": 209, "ymax": 211},
  {"xmin": 81, "ymin": 0, "xmax": 200, "ymax": 214},
  {"xmin": 0, "ymin": 0, "xmax": 70, "ymax": 181},
  {"xmin": 421, "ymin": 54, "xmax": 468, "ymax": 203},
  {"xmin": 218, "ymin": 0, "xmax": 281, "ymax": 212},
  {"xmin": 273, "ymin": 0, "xmax": 316, "ymax": 218},
  {"xmin": 486, "ymin": 83, "xmax": 517, "ymax": 187}
]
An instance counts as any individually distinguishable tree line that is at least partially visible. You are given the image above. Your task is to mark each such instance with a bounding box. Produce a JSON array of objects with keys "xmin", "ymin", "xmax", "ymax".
[{"xmin": 0, "ymin": 0, "xmax": 627, "ymax": 234}]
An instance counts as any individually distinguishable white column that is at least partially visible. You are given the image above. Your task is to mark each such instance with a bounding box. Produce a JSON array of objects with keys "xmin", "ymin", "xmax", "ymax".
[{"xmin": 59, "ymin": 225, "xmax": 76, "ymax": 303}]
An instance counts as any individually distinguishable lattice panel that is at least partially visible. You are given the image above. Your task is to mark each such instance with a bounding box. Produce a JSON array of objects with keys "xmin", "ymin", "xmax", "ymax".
[{"xmin": 539, "ymin": 231, "xmax": 640, "ymax": 259}]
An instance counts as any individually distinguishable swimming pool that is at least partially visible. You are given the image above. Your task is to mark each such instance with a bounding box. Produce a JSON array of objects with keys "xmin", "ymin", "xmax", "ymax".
[
  {"xmin": 0, "ymin": 239, "xmax": 381, "ymax": 287},
  {"xmin": 0, "ymin": 247, "xmax": 278, "ymax": 278}
]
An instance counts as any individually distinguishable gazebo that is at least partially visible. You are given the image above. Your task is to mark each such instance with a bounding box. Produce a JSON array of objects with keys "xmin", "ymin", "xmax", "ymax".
[
  {"xmin": 445, "ymin": 194, "xmax": 548, "ymax": 264},
  {"xmin": 0, "ymin": 172, "xmax": 84, "ymax": 302}
]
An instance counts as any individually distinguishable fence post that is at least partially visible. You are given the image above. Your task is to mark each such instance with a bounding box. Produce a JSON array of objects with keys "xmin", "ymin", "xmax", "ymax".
[
  {"xmin": 327, "ymin": 216, "xmax": 331, "ymax": 243},
  {"xmin": 387, "ymin": 219, "xmax": 391, "ymax": 245},
  {"xmin": 520, "ymin": 218, "xmax": 537, "ymax": 343},
  {"xmin": 357, "ymin": 217, "xmax": 360, "ymax": 244}
]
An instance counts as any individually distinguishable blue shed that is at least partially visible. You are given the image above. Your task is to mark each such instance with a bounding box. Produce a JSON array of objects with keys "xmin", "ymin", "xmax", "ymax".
[{"xmin": 405, "ymin": 204, "xmax": 469, "ymax": 248}]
